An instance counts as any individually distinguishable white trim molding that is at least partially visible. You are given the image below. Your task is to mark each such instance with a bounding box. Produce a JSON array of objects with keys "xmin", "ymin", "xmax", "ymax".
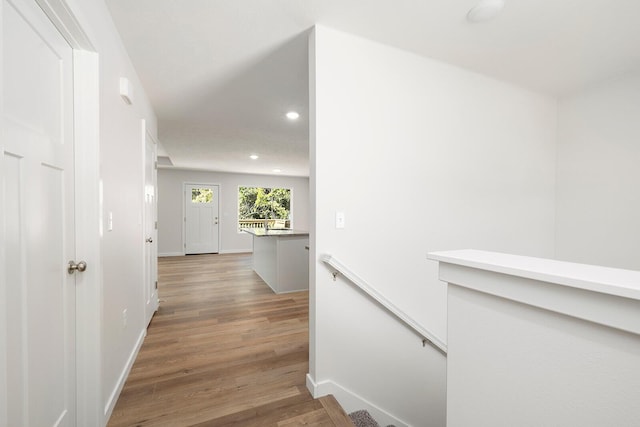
[
  {"xmin": 103, "ymin": 329, "xmax": 146, "ymax": 420},
  {"xmin": 306, "ymin": 374, "xmax": 410, "ymax": 427},
  {"xmin": 34, "ymin": 0, "xmax": 93, "ymax": 50},
  {"xmin": 158, "ymin": 252, "xmax": 185, "ymax": 257},
  {"xmin": 428, "ymin": 249, "xmax": 640, "ymax": 335},
  {"xmin": 219, "ymin": 249, "xmax": 252, "ymax": 255}
]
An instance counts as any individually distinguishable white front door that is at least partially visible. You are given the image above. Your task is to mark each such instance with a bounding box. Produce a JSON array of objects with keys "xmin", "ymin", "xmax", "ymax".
[
  {"xmin": 144, "ymin": 130, "xmax": 158, "ymax": 325},
  {"xmin": 185, "ymin": 183, "xmax": 220, "ymax": 254},
  {"xmin": 1, "ymin": 0, "xmax": 77, "ymax": 425}
]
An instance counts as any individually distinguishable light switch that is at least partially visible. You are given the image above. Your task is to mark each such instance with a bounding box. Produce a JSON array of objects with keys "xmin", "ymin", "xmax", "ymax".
[{"xmin": 335, "ymin": 211, "xmax": 345, "ymax": 229}]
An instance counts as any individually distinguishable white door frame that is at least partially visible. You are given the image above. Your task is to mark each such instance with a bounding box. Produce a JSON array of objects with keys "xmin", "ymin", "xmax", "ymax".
[
  {"xmin": 183, "ymin": 182, "xmax": 221, "ymax": 254},
  {"xmin": 0, "ymin": 1, "xmax": 102, "ymax": 425},
  {"xmin": 73, "ymin": 49, "xmax": 102, "ymax": 427}
]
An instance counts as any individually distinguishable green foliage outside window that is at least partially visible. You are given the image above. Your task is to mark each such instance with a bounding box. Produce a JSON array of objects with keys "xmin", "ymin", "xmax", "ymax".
[
  {"xmin": 192, "ymin": 188, "xmax": 213, "ymax": 203},
  {"xmin": 238, "ymin": 187, "xmax": 290, "ymax": 220}
]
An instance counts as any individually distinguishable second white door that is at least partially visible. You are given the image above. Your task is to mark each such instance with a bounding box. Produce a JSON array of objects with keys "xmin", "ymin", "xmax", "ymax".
[{"xmin": 185, "ymin": 183, "xmax": 220, "ymax": 254}]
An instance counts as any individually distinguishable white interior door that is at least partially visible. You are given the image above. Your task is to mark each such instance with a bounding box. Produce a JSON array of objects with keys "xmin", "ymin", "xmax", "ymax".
[
  {"xmin": 2, "ymin": 0, "xmax": 77, "ymax": 425},
  {"xmin": 185, "ymin": 183, "xmax": 220, "ymax": 254},
  {"xmin": 144, "ymin": 130, "xmax": 158, "ymax": 325}
]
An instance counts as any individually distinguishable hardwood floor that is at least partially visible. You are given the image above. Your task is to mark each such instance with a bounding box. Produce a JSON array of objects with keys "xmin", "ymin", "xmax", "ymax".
[{"xmin": 108, "ymin": 253, "xmax": 353, "ymax": 427}]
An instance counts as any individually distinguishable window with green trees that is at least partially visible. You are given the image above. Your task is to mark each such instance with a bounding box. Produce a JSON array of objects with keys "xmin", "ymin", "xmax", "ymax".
[
  {"xmin": 191, "ymin": 188, "xmax": 213, "ymax": 203},
  {"xmin": 238, "ymin": 187, "xmax": 291, "ymax": 230}
]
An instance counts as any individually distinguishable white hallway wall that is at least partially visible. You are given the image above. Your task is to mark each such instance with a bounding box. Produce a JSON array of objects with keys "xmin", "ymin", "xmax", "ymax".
[
  {"xmin": 64, "ymin": 0, "xmax": 158, "ymax": 423},
  {"xmin": 157, "ymin": 168, "xmax": 310, "ymax": 255},
  {"xmin": 310, "ymin": 26, "xmax": 557, "ymax": 426},
  {"xmin": 555, "ymin": 72, "xmax": 640, "ymax": 271}
]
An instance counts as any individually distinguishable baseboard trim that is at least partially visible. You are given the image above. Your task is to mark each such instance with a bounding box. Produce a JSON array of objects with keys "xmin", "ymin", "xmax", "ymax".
[
  {"xmin": 103, "ymin": 328, "xmax": 146, "ymax": 420},
  {"xmin": 305, "ymin": 374, "xmax": 410, "ymax": 427},
  {"xmin": 158, "ymin": 252, "xmax": 184, "ymax": 257},
  {"xmin": 159, "ymin": 250, "xmax": 252, "ymax": 257}
]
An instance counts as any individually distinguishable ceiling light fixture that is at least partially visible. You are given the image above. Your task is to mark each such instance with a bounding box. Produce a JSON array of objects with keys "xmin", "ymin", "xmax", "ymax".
[
  {"xmin": 466, "ymin": 0, "xmax": 505, "ymax": 23},
  {"xmin": 249, "ymin": 154, "xmax": 259, "ymax": 160},
  {"xmin": 272, "ymin": 168, "xmax": 282, "ymax": 173},
  {"xmin": 285, "ymin": 111, "xmax": 300, "ymax": 120}
]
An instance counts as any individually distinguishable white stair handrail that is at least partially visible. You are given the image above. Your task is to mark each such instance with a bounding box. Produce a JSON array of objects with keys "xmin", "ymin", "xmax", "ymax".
[{"xmin": 321, "ymin": 254, "xmax": 448, "ymax": 354}]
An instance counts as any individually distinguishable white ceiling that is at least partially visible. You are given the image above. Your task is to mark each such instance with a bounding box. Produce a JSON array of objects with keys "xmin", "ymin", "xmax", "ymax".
[{"xmin": 105, "ymin": 0, "xmax": 640, "ymax": 177}]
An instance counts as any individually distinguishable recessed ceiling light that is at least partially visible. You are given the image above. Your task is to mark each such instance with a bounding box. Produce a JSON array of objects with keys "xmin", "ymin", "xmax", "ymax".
[
  {"xmin": 467, "ymin": 0, "xmax": 505, "ymax": 23},
  {"xmin": 272, "ymin": 168, "xmax": 282, "ymax": 173},
  {"xmin": 249, "ymin": 154, "xmax": 259, "ymax": 160},
  {"xmin": 285, "ymin": 111, "xmax": 300, "ymax": 120}
]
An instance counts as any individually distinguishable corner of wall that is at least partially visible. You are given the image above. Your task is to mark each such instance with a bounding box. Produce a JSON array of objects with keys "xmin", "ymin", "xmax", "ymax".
[{"xmin": 307, "ymin": 19, "xmax": 318, "ymax": 388}]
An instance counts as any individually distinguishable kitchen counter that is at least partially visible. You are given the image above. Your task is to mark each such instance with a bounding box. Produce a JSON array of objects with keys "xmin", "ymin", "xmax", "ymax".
[
  {"xmin": 242, "ymin": 228, "xmax": 309, "ymax": 293},
  {"xmin": 242, "ymin": 228, "xmax": 309, "ymax": 237}
]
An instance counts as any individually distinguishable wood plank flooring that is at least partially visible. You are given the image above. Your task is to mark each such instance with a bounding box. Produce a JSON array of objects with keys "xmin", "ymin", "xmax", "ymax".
[{"xmin": 107, "ymin": 253, "xmax": 353, "ymax": 427}]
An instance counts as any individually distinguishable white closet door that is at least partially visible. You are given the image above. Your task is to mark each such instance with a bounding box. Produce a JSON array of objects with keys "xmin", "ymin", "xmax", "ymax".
[{"xmin": 2, "ymin": 0, "xmax": 77, "ymax": 425}]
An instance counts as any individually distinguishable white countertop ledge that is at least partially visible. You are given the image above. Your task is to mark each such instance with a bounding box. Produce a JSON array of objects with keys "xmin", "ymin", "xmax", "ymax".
[
  {"xmin": 242, "ymin": 228, "xmax": 309, "ymax": 237},
  {"xmin": 427, "ymin": 249, "xmax": 640, "ymax": 301}
]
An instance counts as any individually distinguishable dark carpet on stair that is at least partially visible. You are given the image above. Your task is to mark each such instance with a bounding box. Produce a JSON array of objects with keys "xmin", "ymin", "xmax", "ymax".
[{"xmin": 349, "ymin": 410, "xmax": 396, "ymax": 427}]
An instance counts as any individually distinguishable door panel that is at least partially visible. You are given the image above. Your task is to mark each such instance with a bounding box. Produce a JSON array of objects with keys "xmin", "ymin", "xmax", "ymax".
[
  {"xmin": 144, "ymin": 131, "xmax": 158, "ymax": 325},
  {"xmin": 185, "ymin": 184, "xmax": 219, "ymax": 254},
  {"xmin": 29, "ymin": 164, "xmax": 69, "ymax": 427},
  {"xmin": 2, "ymin": 0, "xmax": 76, "ymax": 425}
]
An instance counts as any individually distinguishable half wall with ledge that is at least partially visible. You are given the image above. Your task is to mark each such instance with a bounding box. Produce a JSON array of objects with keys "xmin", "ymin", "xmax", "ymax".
[{"xmin": 428, "ymin": 249, "xmax": 640, "ymax": 427}]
